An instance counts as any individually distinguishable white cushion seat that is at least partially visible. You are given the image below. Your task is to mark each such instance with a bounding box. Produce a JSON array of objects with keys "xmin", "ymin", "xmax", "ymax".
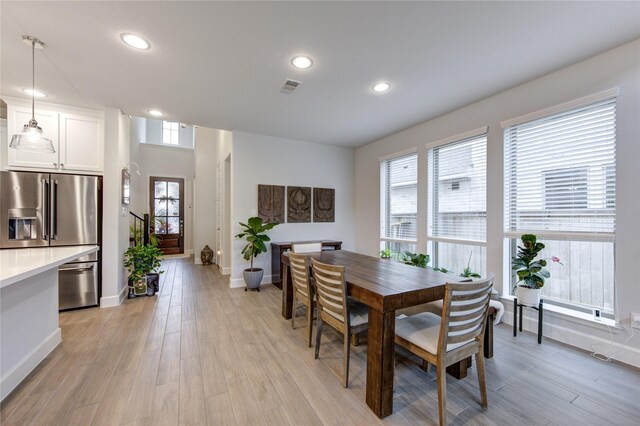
[{"xmin": 395, "ymin": 312, "xmax": 471, "ymax": 354}]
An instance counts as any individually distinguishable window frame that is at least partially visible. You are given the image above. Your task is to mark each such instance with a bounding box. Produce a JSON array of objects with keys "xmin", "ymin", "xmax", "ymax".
[
  {"xmin": 379, "ymin": 148, "xmax": 419, "ymax": 257},
  {"xmin": 426, "ymin": 127, "xmax": 488, "ymax": 275},
  {"xmin": 162, "ymin": 120, "xmax": 180, "ymax": 145},
  {"xmin": 502, "ymin": 89, "xmax": 618, "ymax": 315}
]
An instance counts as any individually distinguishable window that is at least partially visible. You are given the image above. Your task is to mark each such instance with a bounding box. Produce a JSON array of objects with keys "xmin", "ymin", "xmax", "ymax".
[
  {"xmin": 380, "ymin": 152, "xmax": 418, "ymax": 258},
  {"xmin": 504, "ymin": 97, "xmax": 616, "ymax": 314},
  {"xmin": 427, "ymin": 133, "xmax": 487, "ymax": 276},
  {"xmin": 162, "ymin": 121, "xmax": 179, "ymax": 145}
]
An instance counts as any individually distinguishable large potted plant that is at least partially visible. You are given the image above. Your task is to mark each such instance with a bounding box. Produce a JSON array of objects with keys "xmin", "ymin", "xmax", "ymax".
[
  {"xmin": 236, "ymin": 217, "xmax": 278, "ymax": 291},
  {"xmin": 511, "ymin": 234, "xmax": 561, "ymax": 306},
  {"xmin": 124, "ymin": 244, "xmax": 164, "ymax": 298}
]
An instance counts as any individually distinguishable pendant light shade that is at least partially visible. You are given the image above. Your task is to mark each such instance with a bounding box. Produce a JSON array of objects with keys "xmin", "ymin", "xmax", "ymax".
[
  {"xmin": 9, "ymin": 119, "xmax": 55, "ymax": 153},
  {"xmin": 10, "ymin": 35, "xmax": 55, "ymax": 153}
]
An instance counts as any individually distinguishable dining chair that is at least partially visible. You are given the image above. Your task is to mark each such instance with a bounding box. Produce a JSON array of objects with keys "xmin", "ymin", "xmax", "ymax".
[
  {"xmin": 289, "ymin": 252, "xmax": 315, "ymax": 347},
  {"xmin": 394, "ymin": 276, "xmax": 494, "ymax": 426},
  {"xmin": 291, "ymin": 242, "xmax": 322, "ymax": 253},
  {"xmin": 311, "ymin": 258, "xmax": 368, "ymax": 388},
  {"xmin": 397, "ymin": 278, "xmax": 502, "ymax": 360}
]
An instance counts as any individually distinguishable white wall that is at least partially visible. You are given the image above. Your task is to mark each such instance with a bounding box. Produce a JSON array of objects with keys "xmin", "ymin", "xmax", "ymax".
[
  {"xmin": 193, "ymin": 127, "xmax": 218, "ymax": 264},
  {"xmin": 354, "ymin": 39, "xmax": 640, "ymax": 366},
  {"xmin": 230, "ymin": 131, "xmax": 356, "ymax": 287},
  {"xmin": 101, "ymin": 108, "xmax": 130, "ymax": 307},
  {"xmin": 217, "ymin": 130, "xmax": 233, "ymax": 274},
  {"xmin": 130, "ymin": 117, "xmax": 195, "ymax": 253}
]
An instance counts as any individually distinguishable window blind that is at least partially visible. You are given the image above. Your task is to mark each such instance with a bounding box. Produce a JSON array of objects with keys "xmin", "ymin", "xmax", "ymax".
[
  {"xmin": 504, "ymin": 98, "xmax": 616, "ymax": 239},
  {"xmin": 380, "ymin": 153, "xmax": 418, "ymax": 241},
  {"xmin": 428, "ymin": 134, "xmax": 487, "ymax": 242}
]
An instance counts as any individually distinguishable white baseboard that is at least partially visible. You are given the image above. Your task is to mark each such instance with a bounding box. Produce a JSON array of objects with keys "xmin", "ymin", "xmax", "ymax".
[
  {"xmin": 229, "ymin": 274, "xmax": 273, "ymax": 289},
  {"xmin": 503, "ymin": 302, "xmax": 640, "ymax": 368},
  {"xmin": 100, "ymin": 285, "xmax": 128, "ymax": 308},
  {"xmin": 194, "ymin": 257, "xmax": 202, "ymax": 265},
  {"xmin": 186, "ymin": 249, "xmax": 194, "ymax": 256},
  {"xmin": 1, "ymin": 327, "xmax": 61, "ymax": 401},
  {"xmin": 219, "ymin": 266, "xmax": 231, "ymax": 275}
]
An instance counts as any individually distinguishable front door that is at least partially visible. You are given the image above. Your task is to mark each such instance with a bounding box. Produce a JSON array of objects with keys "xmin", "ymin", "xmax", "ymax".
[{"xmin": 150, "ymin": 176, "xmax": 184, "ymax": 255}]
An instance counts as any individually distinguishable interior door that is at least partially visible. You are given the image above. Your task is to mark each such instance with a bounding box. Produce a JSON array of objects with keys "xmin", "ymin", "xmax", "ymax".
[{"xmin": 150, "ymin": 176, "xmax": 184, "ymax": 255}]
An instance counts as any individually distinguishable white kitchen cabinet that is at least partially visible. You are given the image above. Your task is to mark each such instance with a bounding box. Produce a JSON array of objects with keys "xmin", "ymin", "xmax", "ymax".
[
  {"xmin": 5, "ymin": 101, "xmax": 103, "ymax": 174},
  {"xmin": 59, "ymin": 112, "xmax": 103, "ymax": 172}
]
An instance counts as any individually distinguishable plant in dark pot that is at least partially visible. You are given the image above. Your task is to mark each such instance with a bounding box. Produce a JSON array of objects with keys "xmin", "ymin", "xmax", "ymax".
[
  {"xmin": 124, "ymin": 244, "xmax": 164, "ymax": 298},
  {"xmin": 236, "ymin": 217, "xmax": 278, "ymax": 291},
  {"xmin": 511, "ymin": 234, "xmax": 561, "ymax": 306}
]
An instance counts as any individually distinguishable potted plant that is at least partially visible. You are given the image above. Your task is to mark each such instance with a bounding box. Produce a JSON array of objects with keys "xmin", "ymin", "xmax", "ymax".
[
  {"xmin": 402, "ymin": 251, "xmax": 430, "ymax": 268},
  {"xmin": 380, "ymin": 247, "xmax": 392, "ymax": 260},
  {"xmin": 236, "ymin": 217, "xmax": 278, "ymax": 291},
  {"xmin": 460, "ymin": 252, "xmax": 481, "ymax": 279},
  {"xmin": 124, "ymin": 244, "xmax": 164, "ymax": 298},
  {"xmin": 511, "ymin": 234, "xmax": 561, "ymax": 306}
]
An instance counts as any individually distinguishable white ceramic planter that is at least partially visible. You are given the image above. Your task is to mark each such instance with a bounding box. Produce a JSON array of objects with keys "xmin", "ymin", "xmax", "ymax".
[
  {"xmin": 517, "ymin": 286, "xmax": 541, "ymax": 307},
  {"xmin": 243, "ymin": 268, "xmax": 264, "ymax": 291}
]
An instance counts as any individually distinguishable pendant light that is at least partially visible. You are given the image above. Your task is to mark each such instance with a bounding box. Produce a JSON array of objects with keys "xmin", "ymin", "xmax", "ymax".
[{"xmin": 9, "ymin": 35, "xmax": 55, "ymax": 153}]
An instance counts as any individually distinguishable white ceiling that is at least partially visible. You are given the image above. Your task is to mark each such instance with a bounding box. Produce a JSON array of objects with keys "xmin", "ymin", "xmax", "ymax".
[{"xmin": 1, "ymin": 1, "xmax": 639, "ymax": 148}]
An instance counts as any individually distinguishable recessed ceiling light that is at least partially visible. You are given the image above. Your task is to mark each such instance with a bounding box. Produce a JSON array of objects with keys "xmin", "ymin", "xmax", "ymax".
[
  {"xmin": 121, "ymin": 33, "xmax": 150, "ymax": 50},
  {"xmin": 22, "ymin": 88, "xmax": 46, "ymax": 98},
  {"xmin": 372, "ymin": 82, "xmax": 390, "ymax": 93},
  {"xmin": 148, "ymin": 110, "xmax": 164, "ymax": 117},
  {"xmin": 291, "ymin": 55, "xmax": 313, "ymax": 69}
]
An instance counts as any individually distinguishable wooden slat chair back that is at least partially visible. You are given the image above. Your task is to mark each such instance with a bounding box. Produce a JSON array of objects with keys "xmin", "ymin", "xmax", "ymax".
[
  {"xmin": 395, "ymin": 276, "xmax": 494, "ymax": 426},
  {"xmin": 291, "ymin": 242, "xmax": 322, "ymax": 253},
  {"xmin": 289, "ymin": 252, "xmax": 315, "ymax": 347},
  {"xmin": 311, "ymin": 258, "xmax": 368, "ymax": 388}
]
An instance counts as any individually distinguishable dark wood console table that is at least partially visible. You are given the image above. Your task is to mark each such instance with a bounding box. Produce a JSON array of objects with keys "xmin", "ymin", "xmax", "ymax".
[{"xmin": 270, "ymin": 240, "xmax": 342, "ymax": 288}]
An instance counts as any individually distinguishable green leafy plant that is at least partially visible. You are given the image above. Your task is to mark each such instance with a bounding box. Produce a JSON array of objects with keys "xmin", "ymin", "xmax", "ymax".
[
  {"xmin": 402, "ymin": 251, "xmax": 430, "ymax": 268},
  {"xmin": 129, "ymin": 223, "xmax": 159, "ymax": 247},
  {"xmin": 123, "ymin": 244, "xmax": 164, "ymax": 285},
  {"xmin": 511, "ymin": 234, "xmax": 561, "ymax": 290},
  {"xmin": 460, "ymin": 252, "xmax": 481, "ymax": 279},
  {"xmin": 235, "ymin": 217, "xmax": 278, "ymax": 270},
  {"xmin": 433, "ymin": 266, "xmax": 450, "ymax": 273},
  {"xmin": 380, "ymin": 247, "xmax": 391, "ymax": 259}
]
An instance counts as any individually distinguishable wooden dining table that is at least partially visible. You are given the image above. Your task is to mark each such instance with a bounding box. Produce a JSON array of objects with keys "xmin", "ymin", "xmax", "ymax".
[{"xmin": 280, "ymin": 249, "xmax": 471, "ymax": 418}]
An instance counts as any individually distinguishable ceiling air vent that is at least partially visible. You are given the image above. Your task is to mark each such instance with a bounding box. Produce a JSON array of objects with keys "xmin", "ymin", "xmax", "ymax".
[{"xmin": 280, "ymin": 78, "xmax": 302, "ymax": 94}]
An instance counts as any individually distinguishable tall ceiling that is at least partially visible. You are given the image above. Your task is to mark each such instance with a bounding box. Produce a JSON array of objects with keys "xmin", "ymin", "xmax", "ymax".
[{"xmin": 1, "ymin": 1, "xmax": 638, "ymax": 148}]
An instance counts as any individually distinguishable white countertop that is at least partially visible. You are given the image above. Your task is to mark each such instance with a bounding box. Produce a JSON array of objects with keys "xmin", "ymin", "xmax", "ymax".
[{"xmin": 0, "ymin": 245, "xmax": 99, "ymax": 288}]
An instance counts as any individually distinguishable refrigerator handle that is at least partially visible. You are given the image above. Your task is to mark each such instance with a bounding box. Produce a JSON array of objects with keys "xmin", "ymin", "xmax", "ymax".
[
  {"xmin": 42, "ymin": 178, "xmax": 49, "ymax": 240},
  {"xmin": 52, "ymin": 179, "xmax": 58, "ymax": 240}
]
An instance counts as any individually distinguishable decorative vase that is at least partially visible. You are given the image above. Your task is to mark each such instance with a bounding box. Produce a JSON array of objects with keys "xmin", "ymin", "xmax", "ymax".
[
  {"xmin": 243, "ymin": 268, "xmax": 264, "ymax": 291},
  {"xmin": 517, "ymin": 286, "xmax": 541, "ymax": 307},
  {"xmin": 201, "ymin": 245, "xmax": 214, "ymax": 265}
]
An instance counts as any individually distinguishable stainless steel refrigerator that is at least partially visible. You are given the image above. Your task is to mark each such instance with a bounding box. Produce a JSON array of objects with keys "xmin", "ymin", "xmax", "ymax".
[{"xmin": 0, "ymin": 171, "xmax": 102, "ymax": 310}]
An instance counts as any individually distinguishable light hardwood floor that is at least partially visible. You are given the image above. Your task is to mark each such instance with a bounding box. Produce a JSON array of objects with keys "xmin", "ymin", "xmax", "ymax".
[{"xmin": 1, "ymin": 257, "xmax": 638, "ymax": 425}]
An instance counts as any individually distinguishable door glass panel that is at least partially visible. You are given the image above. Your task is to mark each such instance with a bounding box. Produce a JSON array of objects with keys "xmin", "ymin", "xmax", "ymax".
[
  {"xmin": 154, "ymin": 199, "xmax": 167, "ymax": 216},
  {"xmin": 168, "ymin": 200, "xmax": 180, "ymax": 216},
  {"xmin": 167, "ymin": 217, "xmax": 179, "ymax": 234},
  {"xmin": 168, "ymin": 182, "xmax": 179, "ymax": 199},
  {"xmin": 155, "ymin": 217, "xmax": 168, "ymax": 234},
  {"xmin": 155, "ymin": 181, "xmax": 167, "ymax": 198}
]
